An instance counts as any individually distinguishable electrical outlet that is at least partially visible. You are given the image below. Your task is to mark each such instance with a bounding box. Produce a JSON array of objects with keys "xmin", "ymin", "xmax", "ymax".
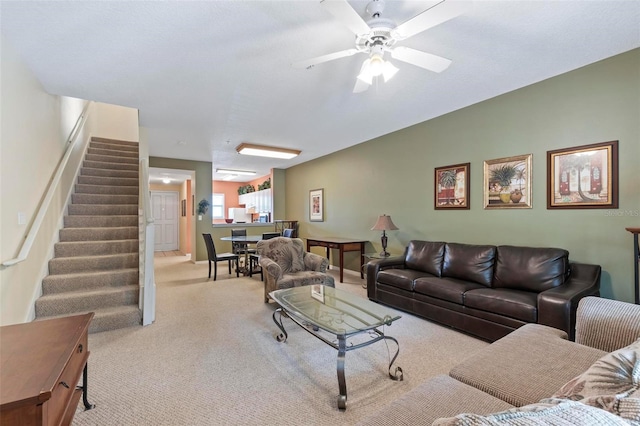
[{"xmin": 18, "ymin": 212, "xmax": 26, "ymax": 225}]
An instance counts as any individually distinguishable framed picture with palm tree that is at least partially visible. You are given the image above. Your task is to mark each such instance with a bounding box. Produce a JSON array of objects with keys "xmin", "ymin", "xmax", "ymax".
[
  {"xmin": 484, "ymin": 154, "xmax": 532, "ymax": 209},
  {"xmin": 547, "ymin": 141, "xmax": 618, "ymax": 209},
  {"xmin": 435, "ymin": 163, "xmax": 470, "ymax": 210}
]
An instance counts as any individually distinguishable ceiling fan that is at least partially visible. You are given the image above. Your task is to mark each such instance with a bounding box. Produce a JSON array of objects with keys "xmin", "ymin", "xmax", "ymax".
[{"xmin": 293, "ymin": 0, "xmax": 470, "ymax": 93}]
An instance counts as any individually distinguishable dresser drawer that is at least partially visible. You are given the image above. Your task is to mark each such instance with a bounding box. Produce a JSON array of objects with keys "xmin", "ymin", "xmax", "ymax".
[{"xmin": 47, "ymin": 333, "xmax": 88, "ymax": 426}]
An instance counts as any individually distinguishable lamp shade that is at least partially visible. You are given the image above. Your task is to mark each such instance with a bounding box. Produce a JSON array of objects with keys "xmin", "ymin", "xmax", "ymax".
[{"xmin": 371, "ymin": 215, "xmax": 399, "ymax": 231}]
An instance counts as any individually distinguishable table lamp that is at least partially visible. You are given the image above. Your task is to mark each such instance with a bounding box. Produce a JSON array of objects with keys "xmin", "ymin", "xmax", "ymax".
[{"xmin": 371, "ymin": 214, "xmax": 398, "ymax": 257}]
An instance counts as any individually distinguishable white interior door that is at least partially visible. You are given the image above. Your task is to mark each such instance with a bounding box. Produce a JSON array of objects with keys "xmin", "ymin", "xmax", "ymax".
[{"xmin": 151, "ymin": 191, "xmax": 179, "ymax": 251}]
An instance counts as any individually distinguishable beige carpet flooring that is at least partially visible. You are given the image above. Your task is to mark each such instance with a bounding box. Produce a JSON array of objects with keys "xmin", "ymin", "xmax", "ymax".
[{"xmin": 73, "ymin": 255, "xmax": 488, "ymax": 425}]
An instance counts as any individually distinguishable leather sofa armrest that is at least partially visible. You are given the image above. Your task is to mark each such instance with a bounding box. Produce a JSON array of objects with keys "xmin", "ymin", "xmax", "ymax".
[
  {"xmin": 366, "ymin": 256, "xmax": 405, "ymax": 300},
  {"xmin": 537, "ymin": 262, "xmax": 601, "ymax": 341}
]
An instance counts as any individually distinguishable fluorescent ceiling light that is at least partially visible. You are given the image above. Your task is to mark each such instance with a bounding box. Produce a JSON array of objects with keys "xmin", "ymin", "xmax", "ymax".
[
  {"xmin": 236, "ymin": 143, "xmax": 301, "ymax": 160},
  {"xmin": 216, "ymin": 168, "xmax": 256, "ymax": 176},
  {"xmin": 221, "ymin": 174, "xmax": 236, "ymax": 181}
]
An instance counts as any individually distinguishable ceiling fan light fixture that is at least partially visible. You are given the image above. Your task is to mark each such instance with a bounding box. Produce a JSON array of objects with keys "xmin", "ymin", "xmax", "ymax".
[
  {"xmin": 382, "ymin": 61, "xmax": 399, "ymax": 82},
  {"xmin": 369, "ymin": 53, "xmax": 385, "ymax": 77},
  {"xmin": 357, "ymin": 58, "xmax": 373, "ymax": 84},
  {"xmin": 236, "ymin": 143, "xmax": 301, "ymax": 160}
]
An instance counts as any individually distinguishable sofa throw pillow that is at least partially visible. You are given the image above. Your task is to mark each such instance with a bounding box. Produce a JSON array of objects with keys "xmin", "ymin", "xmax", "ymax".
[
  {"xmin": 552, "ymin": 337, "xmax": 640, "ymax": 423},
  {"xmin": 432, "ymin": 398, "xmax": 630, "ymax": 426}
]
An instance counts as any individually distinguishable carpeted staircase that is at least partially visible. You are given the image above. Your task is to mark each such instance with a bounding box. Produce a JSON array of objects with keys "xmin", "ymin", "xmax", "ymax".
[{"xmin": 35, "ymin": 137, "xmax": 142, "ymax": 333}]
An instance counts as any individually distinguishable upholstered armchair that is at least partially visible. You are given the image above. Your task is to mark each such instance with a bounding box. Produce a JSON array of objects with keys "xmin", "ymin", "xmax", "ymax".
[{"xmin": 257, "ymin": 237, "xmax": 335, "ymax": 302}]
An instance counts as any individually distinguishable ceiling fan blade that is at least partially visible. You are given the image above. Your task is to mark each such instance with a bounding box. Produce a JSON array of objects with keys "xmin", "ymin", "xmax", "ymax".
[
  {"xmin": 292, "ymin": 48, "xmax": 360, "ymax": 69},
  {"xmin": 392, "ymin": 0, "xmax": 471, "ymax": 40},
  {"xmin": 321, "ymin": 0, "xmax": 371, "ymax": 35},
  {"xmin": 390, "ymin": 46, "xmax": 452, "ymax": 73}
]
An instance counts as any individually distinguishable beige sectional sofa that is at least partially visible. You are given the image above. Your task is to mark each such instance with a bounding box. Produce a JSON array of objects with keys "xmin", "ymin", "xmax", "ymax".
[{"xmin": 358, "ymin": 296, "xmax": 640, "ymax": 425}]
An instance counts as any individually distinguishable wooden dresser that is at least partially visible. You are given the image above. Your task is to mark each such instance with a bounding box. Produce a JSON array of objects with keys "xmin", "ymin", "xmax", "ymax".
[{"xmin": 1, "ymin": 313, "xmax": 94, "ymax": 426}]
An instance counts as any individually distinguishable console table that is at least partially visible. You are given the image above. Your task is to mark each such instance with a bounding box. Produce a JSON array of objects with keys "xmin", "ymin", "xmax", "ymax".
[
  {"xmin": 306, "ymin": 237, "xmax": 367, "ymax": 283},
  {"xmin": 626, "ymin": 227, "xmax": 640, "ymax": 304},
  {"xmin": 1, "ymin": 313, "xmax": 95, "ymax": 425}
]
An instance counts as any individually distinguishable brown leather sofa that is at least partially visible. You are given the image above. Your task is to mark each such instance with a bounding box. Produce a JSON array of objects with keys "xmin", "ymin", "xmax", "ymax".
[{"xmin": 366, "ymin": 241, "xmax": 601, "ymax": 341}]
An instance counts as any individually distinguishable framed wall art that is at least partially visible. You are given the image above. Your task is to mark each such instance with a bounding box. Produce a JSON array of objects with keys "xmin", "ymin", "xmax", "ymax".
[
  {"xmin": 547, "ymin": 140, "xmax": 618, "ymax": 209},
  {"xmin": 181, "ymin": 199, "xmax": 187, "ymax": 217},
  {"xmin": 435, "ymin": 162, "xmax": 470, "ymax": 210},
  {"xmin": 484, "ymin": 154, "xmax": 532, "ymax": 209},
  {"xmin": 309, "ymin": 188, "xmax": 324, "ymax": 222}
]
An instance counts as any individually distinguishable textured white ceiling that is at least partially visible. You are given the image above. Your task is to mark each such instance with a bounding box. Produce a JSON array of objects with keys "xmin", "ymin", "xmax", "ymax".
[{"xmin": 2, "ymin": 1, "xmax": 639, "ymax": 182}]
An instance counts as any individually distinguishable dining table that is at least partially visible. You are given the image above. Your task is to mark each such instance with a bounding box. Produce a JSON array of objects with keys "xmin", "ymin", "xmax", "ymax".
[{"xmin": 220, "ymin": 235, "xmax": 263, "ymax": 275}]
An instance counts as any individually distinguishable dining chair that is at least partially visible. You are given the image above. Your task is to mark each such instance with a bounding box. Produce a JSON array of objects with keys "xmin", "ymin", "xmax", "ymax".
[
  {"xmin": 230, "ymin": 228, "xmax": 257, "ymax": 256},
  {"xmin": 249, "ymin": 232, "xmax": 281, "ymax": 280},
  {"xmin": 202, "ymin": 233, "xmax": 239, "ymax": 281},
  {"xmin": 282, "ymin": 228, "xmax": 295, "ymax": 238}
]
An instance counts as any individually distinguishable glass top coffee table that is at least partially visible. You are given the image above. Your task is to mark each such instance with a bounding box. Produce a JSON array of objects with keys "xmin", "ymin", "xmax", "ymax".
[{"xmin": 269, "ymin": 285, "xmax": 403, "ymax": 410}]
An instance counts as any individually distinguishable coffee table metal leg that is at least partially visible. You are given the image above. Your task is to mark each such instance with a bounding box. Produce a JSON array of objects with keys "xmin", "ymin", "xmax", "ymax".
[
  {"xmin": 272, "ymin": 308, "xmax": 288, "ymax": 342},
  {"xmin": 337, "ymin": 334, "xmax": 347, "ymax": 410}
]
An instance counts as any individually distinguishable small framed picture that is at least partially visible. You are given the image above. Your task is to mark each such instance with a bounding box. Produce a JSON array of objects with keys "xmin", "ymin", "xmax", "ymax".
[
  {"xmin": 435, "ymin": 163, "xmax": 470, "ymax": 210},
  {"xmin": 310, "ymin": 284, "xmax": 325, "ymax": 303},
  {"xmin": 181, "ymin": 199, "xmax": 187, "ymax": 217},
  {"xmin": 484, "ymin": 154, "xmax": 532, "ymax": 209},
  {"xmin": 309, "ymin": 188, "xmax": 324, "ymax": 222},
  {"xmin": 547, "ymin": 140, "xmax": 618, "ymax": 209}
]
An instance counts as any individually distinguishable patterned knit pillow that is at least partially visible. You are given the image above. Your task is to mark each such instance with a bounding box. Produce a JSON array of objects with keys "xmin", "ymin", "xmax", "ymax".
[
  {"xmin": 552, "ymin": 338, "xmax": 640, "ymax": 422},
  {"xmin": 432, "ymin": 399, "xmax": 630, "ymax": 425}
]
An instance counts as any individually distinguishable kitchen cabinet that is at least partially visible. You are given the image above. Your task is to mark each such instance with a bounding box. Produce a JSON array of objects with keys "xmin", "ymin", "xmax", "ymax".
[{"xmin": 239, "ymin": 189, "xmax": 271, "ymax": 213}]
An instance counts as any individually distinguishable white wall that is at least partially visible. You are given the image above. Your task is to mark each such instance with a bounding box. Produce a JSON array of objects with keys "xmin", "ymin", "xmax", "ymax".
[
  {"xmin": 0, "ymin": 35, "xmax": 140, "ymax": 325},
  {"xmin": 94, "ymin": 102, "xmax": 139, "ymax": 142}
]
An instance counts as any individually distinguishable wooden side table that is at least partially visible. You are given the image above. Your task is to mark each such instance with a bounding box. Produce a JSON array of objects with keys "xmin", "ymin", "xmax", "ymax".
[
  {"xmin": 1, "ymin": 313, "xmax": 95, "ymax": 426},
  {"xmin": 626, "ymin": 227, "xmax": 640, "ymax": 304}
]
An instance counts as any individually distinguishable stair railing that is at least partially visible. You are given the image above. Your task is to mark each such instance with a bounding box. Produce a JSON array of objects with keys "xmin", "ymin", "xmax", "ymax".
[
  {"xmin": 139, "ymin": 158, "xmax": 156, "ymax": 325},
  {"xmin": 2, "ymin": 101, "xmax": 93, "ymax": 268}
]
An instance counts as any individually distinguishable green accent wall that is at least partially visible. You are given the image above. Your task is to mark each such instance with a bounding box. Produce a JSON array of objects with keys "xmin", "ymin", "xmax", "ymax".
[
  {"xmin": 149, "ymin": 157, "xmax": 212, "ymax": 262},
  {"xmin": 285, "ymin": 49, "xmax": 640, "ymax": 302}
]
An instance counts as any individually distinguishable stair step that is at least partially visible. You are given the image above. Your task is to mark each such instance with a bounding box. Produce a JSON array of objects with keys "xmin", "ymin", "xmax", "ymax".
[
  {"xmin": 75, "ymin": 184, "xmax": 138, "ymax": 195},
  {"xmin": 35, "ymin": 306, "xmax": 142, "ymax": 334},
  {"xmin": 59, "ymin": 226, "xmax": 138, "ymax": 241},
  {"xmin": 78, "ymin": 174, "xmax": 138, "ymax": 186},
  {"xmin": 54, "ymin": 239, "xmax": 138, "ymax": 257},
  {"xmin": 82, "ymin": 160, "xmax": 139, "ymax": 172},
  {"xmin": 42, "ymin": 268, "xmax": 138, "ymax": 294},
  {"xmin": 49, "ymin": 253, "xmax": 139, "ymax": 275},
  {"xmin": 78, "ymin": 167, "xmax": 138, "ymax": 180},
  {"xmin": 85, "ymin": 153, "xmax": 138, "ymax": 165},
  {"xmin": 35, "ymin": 285, "xmax": 139, "ymax": 317},
  {"xmin": 91, "ymin": 137, "xmax": 139, "ymax": 148},
  {"xmin": 64, "ymin": 215, "xmax": 138, "ymax": 228},
  {"xmin": 72, "ymin": 193, "xmax": 138, "ymax": 205},
  {"xmin": 90, "ymin": 306, "xmax": 142, "ymax": 333},
  {"xmin": 87, "ymin": 147, "xmax": 138, "ymax": 159},
  {"xmin": 68, "ymin": 204, "xmax": 138, "ymax": 216},
  {"xmin": 90, "ymin": 141, "xmax": 139, "ymax": 153}
]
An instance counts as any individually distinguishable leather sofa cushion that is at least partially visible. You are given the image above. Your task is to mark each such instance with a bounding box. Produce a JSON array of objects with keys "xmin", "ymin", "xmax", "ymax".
[
  {"xmin": 442, "ymin": 243, "xmax": 496, "ymax": 287},
  {"xmin": 464, "ymin": 288, "xmax": 538, "ymax": 322},
  {"xmin": 414, "ymin": 276, "xmax": 485, "ymax": 304},
  {"xmin": 494, "ymin": 246, "xmax": 569, "ymax": 292},
  {"xmin": 377, "ymin": 269, "xmax": 434, "ymax": 292},
  {"xmin": 405, "ymin": 241, "xmax": 445, "ymax": 276}
]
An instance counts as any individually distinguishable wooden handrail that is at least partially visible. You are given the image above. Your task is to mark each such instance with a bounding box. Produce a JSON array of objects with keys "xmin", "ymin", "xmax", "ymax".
[{"xmin": 2, "ymin": 101, "xmax": 93, "ymax": 267}]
